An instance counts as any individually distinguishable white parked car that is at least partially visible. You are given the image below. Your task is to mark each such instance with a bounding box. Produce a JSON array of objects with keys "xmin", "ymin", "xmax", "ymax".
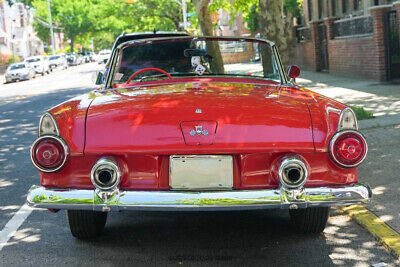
[
  {"xmin": 25, "ymin": 56, "xmax": 50, "ymax": 75},
  {"xmin": 48, "ymin": 55, "xmax": 68, "ymax": 70},
  {"xmin": 96, "ymin": 50, "xmax": 112, "ymax": 64},
  {"xmin": 4, "ymin": 63, "xmax": 35, "ymax": 83}
]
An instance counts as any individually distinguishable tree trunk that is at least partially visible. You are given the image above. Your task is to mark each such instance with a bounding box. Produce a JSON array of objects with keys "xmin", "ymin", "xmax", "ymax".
[
  {"xmin": 192, "ymin": 0, "xmax": 224, "ymax": 74},
  {"xmin": 70, "ymin": 38, "xmax": 74, "ymax": 53},
  {"xmin": 259, "ymin": 0, "xmax": 291, "ymax": 69}
]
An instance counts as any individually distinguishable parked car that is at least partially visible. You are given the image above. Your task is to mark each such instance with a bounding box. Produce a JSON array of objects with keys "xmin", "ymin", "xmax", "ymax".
[
  {"xmin": 48, "ymin": 55, "xmax": 68, "ymax": 70},
  {"xmin": 4, "ymin": 62, "xmax": 35, "ymax": 83},
  {"xmin": 96, "ymin": 50, "xmax": 112, "ymax": 64},
  {"xmin": 66, "ymin": 53, "xmax": 80, "ymax": 66},
  {"xmin": 79, "ymin": 52, "xmax": 90, "ymax": 63},
  {"xmin": 88, "ymin": 52, "xmax": 95, "ymax": 62},
  {"xmin": 27, "ymin": 36, "xmax": 371, "ymax": 240},
  {"xmin": 25, "ymin": 55, "xmax": 50, "ymax": 75}
]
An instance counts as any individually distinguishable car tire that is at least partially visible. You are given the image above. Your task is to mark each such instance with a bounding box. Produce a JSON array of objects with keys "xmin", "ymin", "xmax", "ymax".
[
  {"xmin": 66, "ymin": 210, "xmax": 107, "ymax": 239},
  {"xmin": 289, "ymin": 207, "xmax": 330, "ymax": 234}
]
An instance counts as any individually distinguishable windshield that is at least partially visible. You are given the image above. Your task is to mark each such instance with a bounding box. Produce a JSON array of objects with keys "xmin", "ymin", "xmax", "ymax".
[
  {"xmin": 9, "ymin": 64, "xmax": 26, "ymax": 70},
  {"xmin": 49, "ymin": 56, "xmax": 60, "ymax": 60},
  {"xmin": 111, "ymin": 37, "xmax": 281, "ymax": 86},
  {"xmin": 26, "ymin": 58, "xmax": 41, "ymax": 63}
]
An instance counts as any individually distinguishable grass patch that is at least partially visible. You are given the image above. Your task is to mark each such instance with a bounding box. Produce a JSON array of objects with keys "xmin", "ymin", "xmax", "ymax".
[{"xmin": 350, "ymin": 106, "xmax": 375, "ymax": 120}]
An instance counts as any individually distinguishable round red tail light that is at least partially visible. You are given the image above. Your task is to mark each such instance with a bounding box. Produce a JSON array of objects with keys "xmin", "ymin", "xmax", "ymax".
[
  {"xmin": 329, "ymin": 130, "xmax": 367, "ymax": 168},
  {"xmin": 31, "ymin": 136, "xmax": 69, "ymax": 172}
]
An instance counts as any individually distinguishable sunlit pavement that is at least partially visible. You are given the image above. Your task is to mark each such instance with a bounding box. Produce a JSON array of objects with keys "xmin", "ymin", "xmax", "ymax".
[
  {"xmin": 297, "ymin": 71, "xmax": 400, "ymax": 117},
  {"xmin": 0, "ymin": 66, "xmax": 397, "ymax": 265}
]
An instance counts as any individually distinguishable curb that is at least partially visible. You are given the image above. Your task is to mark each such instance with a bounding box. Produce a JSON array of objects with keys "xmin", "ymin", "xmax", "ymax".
[
  {"xmin": 341, "ymin": 205, "xmax": 400, "ymax": 260},
  {"xmin": 359, "ymin": 114, "xmax": 400, "ymax": 130}
]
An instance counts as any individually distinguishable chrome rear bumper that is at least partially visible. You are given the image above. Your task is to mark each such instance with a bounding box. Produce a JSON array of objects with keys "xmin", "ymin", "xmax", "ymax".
[{"xmin": 26, "ymin": 183, "xmax": 371, "ymax": 211}]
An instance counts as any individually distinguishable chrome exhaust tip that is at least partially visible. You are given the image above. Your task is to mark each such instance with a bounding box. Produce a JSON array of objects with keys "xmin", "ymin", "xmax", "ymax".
[
  {"xmin": 91, "ymin": 158, "xmax": 120, "ymax": 191},
  {"xmin": 279, "ymin": 157, "xmax": 308, "ymax": 189}
]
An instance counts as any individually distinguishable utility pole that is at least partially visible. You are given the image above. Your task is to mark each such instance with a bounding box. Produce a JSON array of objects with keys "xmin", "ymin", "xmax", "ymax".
[
  {"xmin": 181, "ymin": 0, "xmax": 187, "ymax": 31},
  {"xmin": 47, "ymin": 0, "xmax": 55, "ymax": 55},
  {"xmin": 174, "ymin": 0, "xmax": 187, "ymax": 31},
  {"xmin": 11, "ymin": 19, "xmax": 15, "ymax": 63}
]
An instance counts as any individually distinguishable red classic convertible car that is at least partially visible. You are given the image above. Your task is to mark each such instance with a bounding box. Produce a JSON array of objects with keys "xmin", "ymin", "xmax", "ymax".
[{"xmin": 27, "ymin": 36, "xmax": 370, "ymax": 239}]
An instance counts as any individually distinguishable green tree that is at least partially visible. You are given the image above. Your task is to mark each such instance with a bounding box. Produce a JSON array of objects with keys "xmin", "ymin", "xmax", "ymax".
[
  {"xmin": 247, "ymin": 4, "xmax": 259, "ymax": 35},
  {"xmin": 31, "ymin": 0, "xmax": 93, "ymax": 52},
  {"xmin": 192, "ymin": 0, "xmax": 224, "ymax": 73},
  {"xmin": 259, "ymin": 0, "xmax": 294, "ymax": 67}
]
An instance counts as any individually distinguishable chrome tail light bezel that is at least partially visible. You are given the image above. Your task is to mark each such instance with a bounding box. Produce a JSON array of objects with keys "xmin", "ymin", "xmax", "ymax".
[
  {"xmin": 329, "ymin": 130, "xmax": 368, "ymax": 168},
  {"xmin": 30, "ymin": 135, "xmax": 70, "ymax": 173}
]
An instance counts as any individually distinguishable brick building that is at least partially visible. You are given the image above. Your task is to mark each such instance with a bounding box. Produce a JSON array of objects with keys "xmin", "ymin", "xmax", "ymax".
[{"xmin": 293, "ymin": 0, "xmax": 400, "ymax": 81}]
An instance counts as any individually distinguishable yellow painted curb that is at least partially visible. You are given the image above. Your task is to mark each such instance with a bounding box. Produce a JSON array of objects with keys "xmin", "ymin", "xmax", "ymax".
[{"xmin": 341, "ymin": 205, "xmax": 400, "ymax": 259}]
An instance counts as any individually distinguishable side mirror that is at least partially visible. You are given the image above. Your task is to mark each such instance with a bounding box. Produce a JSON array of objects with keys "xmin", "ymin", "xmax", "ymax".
[
  {"xmin": 287, "ymin": 65, "xmax": 300, "ymax": 79},
  {"xmin": 94, "ymin": 71, "xmax": 104, "ymax": 85}
]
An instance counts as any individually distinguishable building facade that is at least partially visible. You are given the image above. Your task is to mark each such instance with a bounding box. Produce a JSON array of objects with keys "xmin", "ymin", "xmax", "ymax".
[
  {"xmin": 0, "ymin": 1, "xmax": 44, "ymax": 61},
  {"xmin": 293, "ymin": 0, "xmax": 400, "ymax": 81}
]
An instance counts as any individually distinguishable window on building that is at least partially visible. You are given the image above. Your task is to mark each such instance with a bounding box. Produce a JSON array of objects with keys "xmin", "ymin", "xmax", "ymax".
[
  {"xmin": 342, "ymin": 0, "xmax": 348, "ymax": 14},
  {"xmin": 308, "ymin": 0, "xmax": 313, "ymax": 21},
  {"xmin": 332, "ymin": 0, "xmax": 338, "ymax": 16},
  {"xmin": 318, "ymin": 0, "xmax": 326, "ymax": 19},
  {"xmin": 354, "ymin": 0, "xmax": 363, "ymax": 10}
]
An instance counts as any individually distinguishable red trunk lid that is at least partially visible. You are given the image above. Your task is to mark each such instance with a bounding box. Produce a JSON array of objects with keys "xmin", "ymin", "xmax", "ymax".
[{"xmin": 85, "ymin": 81, "xmax": 315, "ymax": 154}]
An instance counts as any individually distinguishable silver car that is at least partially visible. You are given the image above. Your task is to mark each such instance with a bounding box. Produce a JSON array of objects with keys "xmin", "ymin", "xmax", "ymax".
[
  {"xmin": 5, "ymin": 63, "xmax": 35, "ymax": 83},
  {"xmin": 49, "ymin": 55, "xmax": 68, "ymax": 70}
]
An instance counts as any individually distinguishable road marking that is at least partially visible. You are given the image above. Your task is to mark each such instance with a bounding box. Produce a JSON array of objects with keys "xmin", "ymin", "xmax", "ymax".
[
  {"xmin": 342, "ymin": 205, "xmax": 400, "ymax": 260},
  {"xmin": 0, "ymin": 204, "xmax": 33, "ymax": 251}
]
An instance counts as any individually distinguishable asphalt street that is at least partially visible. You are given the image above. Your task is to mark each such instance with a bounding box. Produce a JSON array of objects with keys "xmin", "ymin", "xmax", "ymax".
[{"xmin": 0, "ymin": 64, "xmax": 397, "ymax": 266}]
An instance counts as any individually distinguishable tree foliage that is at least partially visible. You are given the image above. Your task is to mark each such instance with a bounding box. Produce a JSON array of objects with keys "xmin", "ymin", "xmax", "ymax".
[
  {"xmin": 26, "ymin": 0, "xmax": 302, "ymax": 52},
  {"xmin": 29, "ymin": 0, "xmax": 196, "ymax": 51},
  {"xmin": 247, "ymin": 4, "xmax": 259, "ymax": 35}
]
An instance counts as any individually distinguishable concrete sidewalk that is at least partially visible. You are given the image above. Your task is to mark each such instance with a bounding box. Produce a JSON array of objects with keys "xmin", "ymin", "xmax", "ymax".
[{"xmin": 298, "ymin": 71, "xmax": 400, "ymax": 118}]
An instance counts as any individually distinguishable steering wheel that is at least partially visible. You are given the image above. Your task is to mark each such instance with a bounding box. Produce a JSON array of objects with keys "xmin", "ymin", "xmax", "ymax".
[{"xmin": 126, "ymin": 68, "xmax": 173, "ymax": 84}]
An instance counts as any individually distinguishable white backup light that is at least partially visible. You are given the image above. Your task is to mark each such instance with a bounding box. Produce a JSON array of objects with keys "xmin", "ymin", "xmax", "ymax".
[
  {"xmin": 338, "ymin": 107, "xmax": 358, "ymax": 131},
  {"xmin": 39, "ymin": 113, "xmax": 59, "ymax": 136}
]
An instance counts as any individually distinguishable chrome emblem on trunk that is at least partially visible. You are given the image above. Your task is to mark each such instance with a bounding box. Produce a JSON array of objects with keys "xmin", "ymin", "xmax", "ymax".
[{"xmin": 189, "ymin": 125, "xmax": 209, "ymax": 136}]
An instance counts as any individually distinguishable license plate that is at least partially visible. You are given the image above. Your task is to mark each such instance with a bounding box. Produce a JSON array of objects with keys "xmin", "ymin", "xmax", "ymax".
[{"xmin": 169, "ymin": 155, "xmax": 233, "ymax": 190}]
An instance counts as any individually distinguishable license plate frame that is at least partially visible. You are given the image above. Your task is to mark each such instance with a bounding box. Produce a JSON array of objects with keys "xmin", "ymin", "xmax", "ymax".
[{"xmin": 169, "ymin": 155, "xmax": 233, "ymax": 190}]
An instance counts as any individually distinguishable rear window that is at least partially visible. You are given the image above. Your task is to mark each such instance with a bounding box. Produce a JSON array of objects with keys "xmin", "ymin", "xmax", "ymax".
[
  {"xmin": 26, "ymin": 58, "xmax": 41, "ymax": 63},
  {"xmin": 10, "ymin": 64, "xmax": 26, "ymax": 70}
]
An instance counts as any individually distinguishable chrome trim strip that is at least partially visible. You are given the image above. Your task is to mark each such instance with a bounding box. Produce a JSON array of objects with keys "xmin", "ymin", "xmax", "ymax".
[
  {"xmin": 272, "ymin": 45, "xmax": 288, "ymax": 84},
  {"xmin": 30, "ymin": 135, "xmax": 70, "ymax": 173},
  {"xmin": 27, "ymin": 183, "xmax": 371, "ymax": 211},
  {"xmin": 329, "ymin": 130, "xmax": 368, "ymax": 168}
]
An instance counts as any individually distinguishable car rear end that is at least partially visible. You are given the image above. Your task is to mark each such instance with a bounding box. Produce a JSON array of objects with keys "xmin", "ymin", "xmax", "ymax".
[{"xmin": 26, "ymin": 84, "xmax": 370, "ymax": 238}]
